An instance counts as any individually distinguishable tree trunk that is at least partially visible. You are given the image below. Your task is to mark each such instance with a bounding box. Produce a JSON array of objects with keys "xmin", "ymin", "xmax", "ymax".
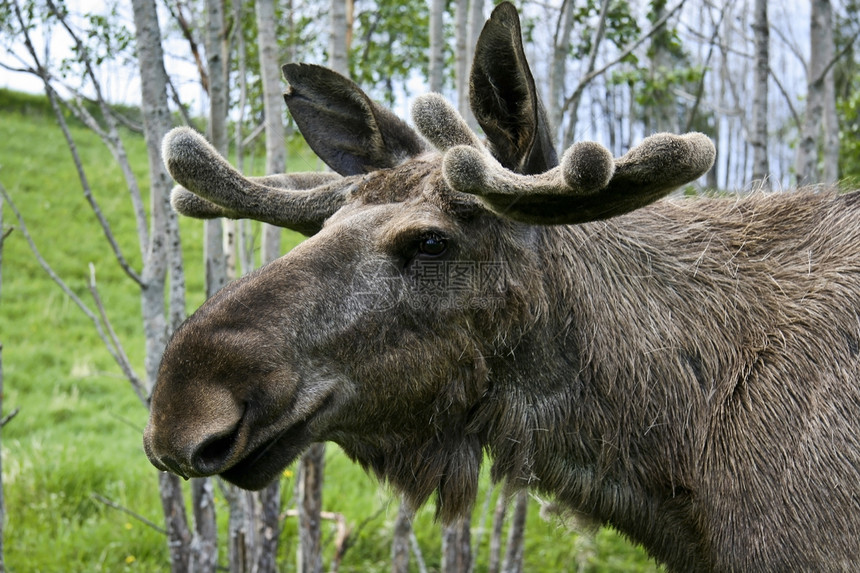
[
  {"xmin": 796, "ymin": 0, "xmax": 832, "ymax": 185},
  {"xmin": 429, "ymin": 0, "xmax": 446, "ymax": 92},
  {"xmin": 750, "ymin": 0, "xmax": 769, "ymax": 187},
  {"xmin": 199, "ymin": 1, "xmax": 230, "ymax": 570},
  {"xmin": 455, "ymin": 0, "xmax": 469, "ymax": 118},
  {"xmin": 330, "ymin": 0, "xmax": 349, "ymax": 76},
  {"xmin": 562, "ymin": 0, "xmax": 611, "ymax": 148},
  {"xmin": 500, "ymin": 491, "xmax": 528, "ymax": 573},
  {"xmin": 257, "ymin": 0, "xmax": 286, "ymax": 266},
  {"xmin": 205, "ymin": 0, "xmax": 229, "ymax": 297},
  {"xmin": 391, "ymin": 501, "xmax": 412, "ymax": 573},
  {"xmin": 158, "ymin": 472, "xmax": 193, "ymax": 573},
  {"xmin": 296, "ymin": 443, "xmax": 326, "ymax": 573},
  {"xmin": 441, "ymin": 517, "xmax": 471, "ymax": 573},
  {"xmin": 465, "ymin": 0, "xmax": 484, "ymax": 130},
  {"xmin": 256, "ymin": 483, "xmax": 282, "ymax": 573},
  {"xmin": 487, "ymin": 493, "xmax": 507, "ymax": 573},
  {"xmin": 191, "ymin": 478, "xmax": 218, "ymax": 573},
  {"xmin": 821, "ymin": 1, "xmax": 839, "ymax": 183},
  {"xmin": 255, "ymin": 1, "xmax": 287, "ymax": 567},
  {"xmin": 129, "ymin": 0, "xmax": 195, "ymax": 569},
  {"xmin": 647, "ymin": 0, "xmax": 676, "ymax": 134},
  {"xmin": 549, "ymin": 0, "xmax": 575, "ymax": 146}
]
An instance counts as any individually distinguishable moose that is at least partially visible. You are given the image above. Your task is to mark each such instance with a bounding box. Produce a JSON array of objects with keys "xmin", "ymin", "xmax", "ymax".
[{"xmin": 144, "ymin": 3, "xmax": 860, "ymax": 571}]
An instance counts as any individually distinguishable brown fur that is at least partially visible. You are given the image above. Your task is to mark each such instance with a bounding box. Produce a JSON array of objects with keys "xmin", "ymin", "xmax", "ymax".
[{"xmin": 144, "ymin": 3, "xmax": 860, "ymax": 571}]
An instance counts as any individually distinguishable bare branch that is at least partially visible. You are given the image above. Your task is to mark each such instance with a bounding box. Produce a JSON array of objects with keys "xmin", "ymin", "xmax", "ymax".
[
  {"xmin": 770, "ymin": 17, "xmax": 807, "ymax": 70},
  {"xmin": 814, "ymin": 28, "xmax": 860, "ymax": 86},
  {"xmin": 91, "ymin": 493, "xmax": 169, "ymax": 536},
  {"xmin": 44, "ymin": 0, "xmax": 151, "ymax": 259},
  {"xmin": 88, "ymin": 264, "xmax": 148, "ymax": 406},
  {"xmin": 563, "ymin": 0, "xmax": 689, "ymax": 113},
  {"xmin": 166, "ymin": 75, "xmax": 194, "ymax": 127},
  {"xmin": 409, "ymin": 529, "xmax": 428, "ymax": 573},
  {"xmin": 164, "ymin": 0, "xmax": 209, "ymax": 92},
  {"xmin": 0, "ymin": 61, "xmax": 34, "ymax": 74},
  {"xmin": 684, "ymin": 2, "xmax": 730, "ymax": 132},
  {"xmin": 0, "ymin": 185, "xmax": 146, "ymax": 405},
  {"xmin": 10, "ymin": 0, "xmax": 147, "ymax": 286},
  {"xmin": 0, "ymin": 408, "xmax": 19, "ymax": 428},
  {"xmin": 769, "ymin": 66, "xmax": 801, "ymax": 127}
]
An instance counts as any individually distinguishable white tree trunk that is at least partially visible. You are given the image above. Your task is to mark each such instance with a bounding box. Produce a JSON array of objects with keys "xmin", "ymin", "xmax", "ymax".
[
  {"xmin": 455, "ymin": 0, "xmax": 469, "ymax": 118},
  {"xmin": 441, "ymin": 517, "xmax": 471, "ymax": 573},
  {"xmin": 130, "ymin": 0, "xmax": 194, "ymax": 569},
  {"xmin": 549, "ymin": 0, "xmax": 575, "ymax": 146},
  {"xmin": 429, "ymin": 0, "xmax": 446, "ymax": 93},
  {"xmin": 821, "ymin": 2, "xmax": 839, "ymax": 183},
  {"xmin": 257, "ymin": 0, "xmax": 286, "ymax": 266},
  {"xmin": 296, "ymin": 444, "xmax": 326, "ymax": 573},
  {"xmin": 330, "ymin": 0, "xmax": 349, "ymax": 76},
  {"xmin": 197, "ymin": 0, "xmax": 230, "ymax": 569},
  {"xmin": 751, "ymin": 0, "xmax": 769, "ymax": 187},
  {"xmin": 391, "ymin": 501, "xmax": 412, "ymax": 573},
  {"xmin": 500, "ymin": 491, "xmax": 528, "ymax": 573},
  {"xmin": 205, "ymin": 0, "xmax": 229, "ymax": 298},
  {"xmin": 796, "ymin": 0, "xmax": 832, "ymax": 185}
]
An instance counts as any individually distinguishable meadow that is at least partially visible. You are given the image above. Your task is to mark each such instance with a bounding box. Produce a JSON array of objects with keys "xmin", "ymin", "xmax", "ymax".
[{"xmin": 0, "ymin": 88, "xmax": 661, "ymax": 572}]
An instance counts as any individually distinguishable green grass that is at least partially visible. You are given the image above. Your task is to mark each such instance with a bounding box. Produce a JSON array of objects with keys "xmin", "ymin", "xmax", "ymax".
[{"xmin": 0, "ymin": 88, "xmax": 661, "ymax": 572}]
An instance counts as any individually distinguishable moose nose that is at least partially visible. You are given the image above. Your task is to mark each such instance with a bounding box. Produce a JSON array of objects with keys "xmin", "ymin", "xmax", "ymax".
[
  {"xmin": 143, "ymin": 386, "xmax": 246, "ymax": 478},
  {"xmin": 143, "ymin": 418, "xmax": 244, "ymax": 478}
]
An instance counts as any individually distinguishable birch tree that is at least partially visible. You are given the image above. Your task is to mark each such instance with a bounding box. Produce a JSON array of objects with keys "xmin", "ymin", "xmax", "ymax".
[
  {"xmin": 751, "ymin": 0, "xmax": 770, "ymax": 186},
  {"xmin": 796, "ymin": 0, "xmax": 834, "ymax": 185},
  {"xmin": 330, "ymin": 0, "xmax": 349, "ymax": 76},
  {"xmin": 128, "ymin": 0, "xmax": 198, "ymax": 569},
  {"xmin": 429, "ymin": 0, "xmax": 445, "ymax": 92},
  {"xmin": 253, "ymin": 1, "xmax": 287, "ymax": 569},
  {"xmin": 455, "ymin": 0, "xmax": 469, "ymax": 118}
]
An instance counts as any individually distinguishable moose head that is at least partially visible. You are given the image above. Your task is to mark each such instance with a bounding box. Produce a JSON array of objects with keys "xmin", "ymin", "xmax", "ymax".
[
  {"xmin": 145, "ymin": 0, "xmax": 712, "ymax": 508},
  {"xmin": 144, "ymin": 3, "xmax": 860, "ymax": 571}
]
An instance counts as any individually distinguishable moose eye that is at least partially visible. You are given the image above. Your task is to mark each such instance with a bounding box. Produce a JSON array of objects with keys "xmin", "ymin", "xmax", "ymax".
[{"xmin": 418, "ymin": 234, "xmax": 448, "ymax": 257}]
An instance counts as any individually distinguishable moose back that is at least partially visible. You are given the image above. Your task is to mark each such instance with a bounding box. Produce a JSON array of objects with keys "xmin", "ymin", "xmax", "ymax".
[{"xmin": 144, "ymin": 3, "xmax": 860, "ymax": 571}]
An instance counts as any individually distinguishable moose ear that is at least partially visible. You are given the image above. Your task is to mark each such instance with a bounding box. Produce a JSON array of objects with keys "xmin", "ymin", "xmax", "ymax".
[
  {"xmin": 283, "ymin": 63, "xmax": 426, "ymax": 176},
  {"xmin": 470, "ymin": 2, "xmax": 558, "ymax": 175}
]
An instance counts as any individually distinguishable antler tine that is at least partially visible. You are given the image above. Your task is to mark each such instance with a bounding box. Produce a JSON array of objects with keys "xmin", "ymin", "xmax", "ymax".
[
  {"xmin": 444, "ymin": 141, "xmax": 614, "ymax": 197},
  {"xmin": 412, "ymin": 94, "xmax": 484, "ymax": 152},
  {"xmin": 441, "ymin": 132, "xmax": 715, "ymax": 225},
  {"xmin": 163, "ymin": 127, "xmax": 349, "ymax": 235}
]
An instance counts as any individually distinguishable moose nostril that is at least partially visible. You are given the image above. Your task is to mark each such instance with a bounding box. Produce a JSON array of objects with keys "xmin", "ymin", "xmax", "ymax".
[{"xmin": 192, "ymin": 427, "xmax": 240, "ymax": 475}]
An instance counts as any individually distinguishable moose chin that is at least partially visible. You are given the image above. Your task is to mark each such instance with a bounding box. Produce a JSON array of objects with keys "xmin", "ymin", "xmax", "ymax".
[{"xmin": 144, "ymin": 3, "xmax": 860, "ymax": 571}]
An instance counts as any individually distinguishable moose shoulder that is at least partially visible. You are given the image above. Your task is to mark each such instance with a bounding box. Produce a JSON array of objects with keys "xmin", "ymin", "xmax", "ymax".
[{"xmin": 144, "ymin": 3, "xmax": 860, "ymax": 571}]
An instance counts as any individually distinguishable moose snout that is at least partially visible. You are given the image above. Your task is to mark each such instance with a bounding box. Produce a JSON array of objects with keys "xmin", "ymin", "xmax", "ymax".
[
  {"xmin": 144, "ymin": 420, "xmax": 243, "ymax": 478},
  {"xmin": 143, "ymin": 384, "xmax": 246, "ymax": 479}
]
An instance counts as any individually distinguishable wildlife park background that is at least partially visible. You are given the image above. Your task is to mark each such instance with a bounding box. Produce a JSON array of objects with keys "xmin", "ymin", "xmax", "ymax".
[{"xmin": 0, "ymin": 0, "xmax": 856, "ymax": 570}]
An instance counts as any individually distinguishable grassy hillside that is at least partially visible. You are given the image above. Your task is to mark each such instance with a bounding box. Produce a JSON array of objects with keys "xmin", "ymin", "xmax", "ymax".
[{"xmin": 0, "ymin": 88, "xmax": 661, "ymax": 572}]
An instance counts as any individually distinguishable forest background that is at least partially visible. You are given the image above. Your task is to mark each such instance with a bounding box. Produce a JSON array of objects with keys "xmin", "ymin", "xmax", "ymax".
[{"xmin": 0, "ymin": 0, "xmax": 857, "ymax": 571}]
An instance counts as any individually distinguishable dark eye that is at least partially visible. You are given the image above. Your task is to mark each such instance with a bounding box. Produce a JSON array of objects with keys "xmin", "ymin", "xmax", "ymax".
[{"xmin": 418, "ymin": 234, "xmax": 448, "ymax": 257}]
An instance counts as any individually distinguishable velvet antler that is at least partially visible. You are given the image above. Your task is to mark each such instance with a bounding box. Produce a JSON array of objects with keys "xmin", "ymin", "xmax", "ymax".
[
  {"xmin": 413, "ymin": 94, "xmax": 715, "ymax": 225},
  {"xmin": 163, "ymin": 127, "xmax": 349, "ymax": 236}
]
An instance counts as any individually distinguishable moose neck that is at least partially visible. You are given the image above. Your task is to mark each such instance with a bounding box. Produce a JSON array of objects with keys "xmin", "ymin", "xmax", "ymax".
[{"xmin": 476, "ymin": 207, "xmax": 747, "ymax": 568}]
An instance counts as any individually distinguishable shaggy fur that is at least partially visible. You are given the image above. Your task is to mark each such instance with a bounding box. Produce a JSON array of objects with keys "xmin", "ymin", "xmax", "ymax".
[{"xmin": 144, "ymin": 3, "xmax": 860, "ymax": 571}]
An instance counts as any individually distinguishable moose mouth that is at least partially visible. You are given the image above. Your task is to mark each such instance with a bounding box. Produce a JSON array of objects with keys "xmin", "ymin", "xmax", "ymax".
[
  {"xmin": 216, "ymin": 391, "xmax": 339, "ymax": 490},
  {"xmin": 218, "ymin": 417, "xmax": 315, "ymax": 490}
]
